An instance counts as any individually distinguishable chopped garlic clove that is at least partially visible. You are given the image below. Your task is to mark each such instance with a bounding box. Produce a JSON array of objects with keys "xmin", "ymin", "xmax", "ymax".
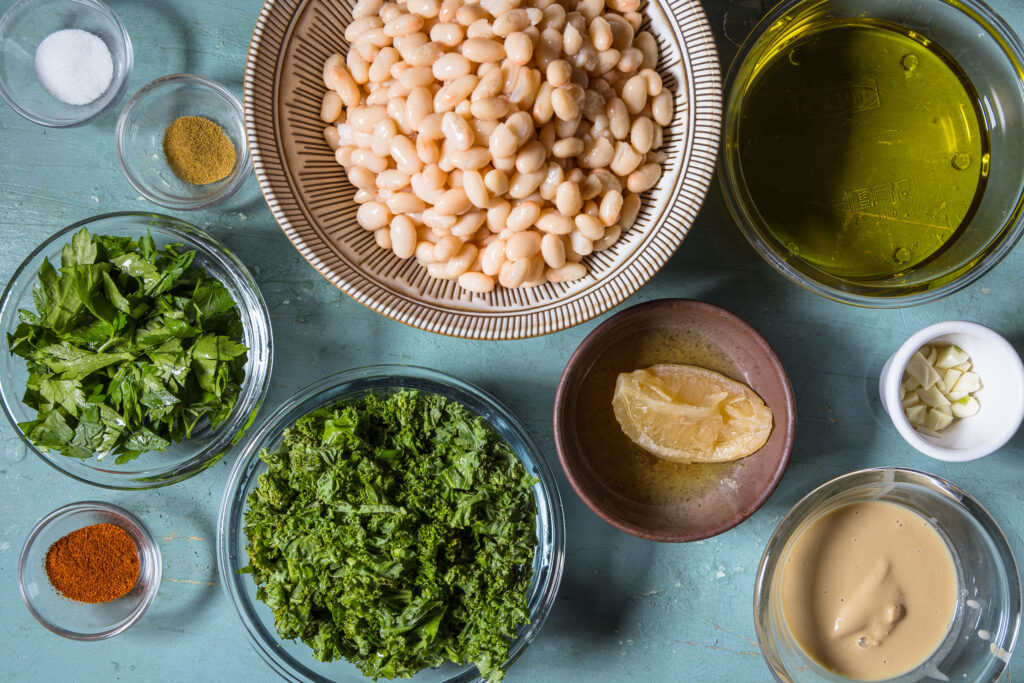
[
  {"xmin": 935, "ymin": 345, "xmax": 970, "ymax": 369},
  {"xmin": 952, "ymin": 371, "xmax": 982, "ymax": 394},
  {"xmin": 953, "ymin": 361, "xmax": 972, "ymax": 373},
  {"xmin": 940, "ymin": 369, "xmax": 962, "ymax": 392},
  {"xmin": 924, "ymin": 407, "xmax": 954, "ymax": 431},
  {"xmin": 950, "ymin": 396, "xmax": 980, "ymax": 418},
  {"xmin": 905, "ymin": 351, "xmax": 941, "ymax": 389},
  {"xmin": 918, "ymin": 386, "xmax": 951, "ymax": 409},
  {"xmin": 902, "ymin": 391, "xmax": 921, "ymax": 409},
  {"xmin": 924, "ymin": 346, "xmax": 937, "ymax": 366},
  {"xmin": 905, "ymin": 404, "xmax": 927, "ymax": 426}
]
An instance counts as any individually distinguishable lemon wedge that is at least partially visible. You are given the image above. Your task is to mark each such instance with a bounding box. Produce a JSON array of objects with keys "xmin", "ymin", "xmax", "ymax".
[{"xmin": 611, "ymin": 364, "xmax": 774, "ymax": 463}]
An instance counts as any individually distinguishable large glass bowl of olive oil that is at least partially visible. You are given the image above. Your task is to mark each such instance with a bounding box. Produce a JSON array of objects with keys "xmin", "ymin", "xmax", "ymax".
[{"xmin": 722, "ymin": 0, "xmax": 1024, "ymax": 306}]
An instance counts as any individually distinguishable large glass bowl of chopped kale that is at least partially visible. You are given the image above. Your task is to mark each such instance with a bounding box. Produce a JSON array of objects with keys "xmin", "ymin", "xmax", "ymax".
[
  {"xmin": 0, "ymin": 212, "xmax": 273, "ymax": 489},
  {"xmin": 217, "ymin": 366, "xmax": 565, "ymax": 683}
]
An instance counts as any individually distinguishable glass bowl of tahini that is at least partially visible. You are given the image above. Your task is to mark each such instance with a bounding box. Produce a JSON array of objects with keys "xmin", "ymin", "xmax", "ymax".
[
  {"xmin": 116, "ymin": 74, "xmax": 251, "ymax": 210},
  {"xmin": 721, "ymin": 0, "xmax": 1024, "ymax": 306},
  {"xmin": 754, "ymin": 468, "xmax": 1021, "ymax": 682}
]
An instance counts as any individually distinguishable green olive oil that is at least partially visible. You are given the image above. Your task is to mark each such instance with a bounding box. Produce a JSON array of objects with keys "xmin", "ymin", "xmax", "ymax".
[{"xmin": 738, "ymin": 20, "xmax": 990, "ymax": 279}]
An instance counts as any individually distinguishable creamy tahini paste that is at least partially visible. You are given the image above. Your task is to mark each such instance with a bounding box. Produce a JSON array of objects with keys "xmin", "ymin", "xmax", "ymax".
[{"xmin": 780, "ymin": 501, "xmax": 958, "ymax": 680}]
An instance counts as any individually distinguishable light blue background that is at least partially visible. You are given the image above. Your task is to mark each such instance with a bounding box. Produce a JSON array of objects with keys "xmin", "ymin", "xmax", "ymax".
[{"xmin": 2, "ymin": 0, "xmax": 1023, "ymax": 680}]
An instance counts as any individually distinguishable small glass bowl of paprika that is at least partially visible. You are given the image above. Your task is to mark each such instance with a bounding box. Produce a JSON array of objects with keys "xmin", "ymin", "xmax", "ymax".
[
  {"xmin": 18, "ymin": 501, "xmax": 161, "ymax": 640},
  {"xmin": 115, "ymin": 73, "xmax": 250, "ymax": 210}
]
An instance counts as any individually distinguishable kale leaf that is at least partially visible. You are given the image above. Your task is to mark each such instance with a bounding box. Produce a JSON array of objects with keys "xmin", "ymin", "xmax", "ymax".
[
  {"xmin": 7, "ymin": 227, "xmax": 248, "ymax": 463},
  {"xmin": 243, "ymin": 390, "xmax": 538, "ymax": 681}
]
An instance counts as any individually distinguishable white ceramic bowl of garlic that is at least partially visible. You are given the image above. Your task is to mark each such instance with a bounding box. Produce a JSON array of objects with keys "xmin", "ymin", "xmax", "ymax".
[{"xmin": 879, "ymin": 321, "xmax": 1024, "ymax": 462}]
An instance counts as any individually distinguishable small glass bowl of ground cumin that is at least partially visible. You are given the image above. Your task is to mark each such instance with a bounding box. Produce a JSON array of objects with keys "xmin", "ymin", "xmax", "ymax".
[
  {"xmin": 116, "ymin": 74, "xmax": 250, "ymax": 210},
  {"xmin": 18, "ymin": 501, "xmax": 161, "ymax": 639}
]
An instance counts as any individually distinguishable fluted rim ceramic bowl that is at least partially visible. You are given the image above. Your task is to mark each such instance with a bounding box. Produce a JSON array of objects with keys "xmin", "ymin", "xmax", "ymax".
[
  {"xmin": 0, "ymin": 0, "xmax": 133, "ymax": 127},
  {"xmin": 878, "ymin": 321, "xmax": 1024, "ymax": 461},
  {"xmin": 721, "ymin": 0, "xmax": 1024, "ymax": 307},
  {"xmin": 0, "ymin": 212, "xmax": 274, "ymax": 489},
  {"xmin": 244, "ymin": 0, "xmax": 722, "ymax": 339},
  {"xmin": 217, "ymin": 365, "xmax": 565, "ymax": 682},
  {"xmin": 19, "ymin": 501, "xmax": 162, "ymax": 640},
  {"xmin": 554, "ymin": 299, "xmax": 796, "ymax": 542},
  {"xmin": 116, "ymin": 74, "xmax": 251, "ymax": 210},
  {"xmin": 754, "ymin": 468, "xmax": 1021, "ymax": 682}
]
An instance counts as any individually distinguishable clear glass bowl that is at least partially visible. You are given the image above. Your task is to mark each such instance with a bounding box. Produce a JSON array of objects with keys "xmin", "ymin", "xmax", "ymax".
[
  {"xmin": 18, "ymin": 501, "xmax": 161, "ymax": 640},
  {"xmin": 754, "ymin": 468, "xmax": 1021, "ymax": 681},
  {"xmin": 116, "ymin": 74, "xmax": 251, "ymax": 210},
  {"xmin": 217, "ymin": 365, "xmax": 565, "ymax": 682},
  {"xmin": 0, "ymin": 0, "xmax": 132, "ymax": 127},
  {"xmin": 721, "ymin": 0, "xmax": 1024, "ymax": 306},
  {"xmin": 0, "ymin": 212, "xmax": 274, "ymax": 489}
]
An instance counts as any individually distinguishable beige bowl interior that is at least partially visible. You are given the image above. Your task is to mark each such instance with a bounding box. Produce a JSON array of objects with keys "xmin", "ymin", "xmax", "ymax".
[{"xmin": 246, "ymin": 0, "xmax": 722, "ymax": 339}]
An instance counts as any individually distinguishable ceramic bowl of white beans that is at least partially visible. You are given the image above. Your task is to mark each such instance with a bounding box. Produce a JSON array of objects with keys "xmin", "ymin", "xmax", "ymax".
[{"xmin": 246, "ymin": 0, "xmax": 721, "ymax": 339}]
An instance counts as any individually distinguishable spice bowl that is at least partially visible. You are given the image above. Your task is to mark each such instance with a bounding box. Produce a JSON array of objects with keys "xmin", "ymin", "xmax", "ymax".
[
  {"xmin": 879, "ymin": 321, "xmax": 1024, "ymax": 461},
  {"xmin": 18, "ymin": 501, "xmax": 162, "ymax": 640},
  {"xmin": 116, "ymin": 74, "xmax": 250, "ymax": 210},
  {"xmin": 755, "ymin": 468, "xmax": 1020, "ymax": 681},
  {"xmin": 0, "ymin": 0, "xmax": 132, "ymax": 127}
]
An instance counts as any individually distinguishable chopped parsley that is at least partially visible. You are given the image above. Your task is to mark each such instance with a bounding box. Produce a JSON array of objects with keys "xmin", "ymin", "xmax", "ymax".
[{"xmin": 7, "ymin": 227, "xmax": 247, "ymax": 463}]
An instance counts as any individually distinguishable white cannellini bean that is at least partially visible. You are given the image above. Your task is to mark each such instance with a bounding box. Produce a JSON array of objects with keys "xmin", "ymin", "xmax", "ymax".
[
  {"xmin": 442, "ymin": 112, "xmax": 475, "ymax": 150},
  {"xmin": 446, "ymin": 243, "xmax": 478, "ymax": 277},
  {"xmin": 574, "ymin": 213, "xmax": 605, "ymax": 240},
  {"xmin": 435, "ymin": 187, "xmax": 473, "ymax": 215},
  {"xmin": 594, "ymin": 224, "xmax": 621, "ymax": 250},
  {"xmin": 507, "ymin": 201, "xmax": 541, "ymax": 231},
  {"xmin": 537, "ymin": 211, "xmax": 573, "ymax": 234},
  {"xmin": 462, "ymin": 170, "xmax": 491, "ymax": 208},
  {"xmin": 458, "ymin": 271, "xmax": 495, "ymax": 293},
  {"xmin": 546, "ymin": 262, "xmax": 586, "ymax": 282},
  {"xmin": 498, "ymin": 258, "xmax": 530, "ymax": 288},
  {"xmin": 555, "ymin": 181, "xmax": 583, "ymax": 216},
  {"xmin": 481, "ymin": 239, "xmax": 506, "ymax": 274},
  {"xmin": 620, "ymin": 193, "xmax": 641, "ymax": 228},
  {"xmin": 541, "ymin": 232, "xmax": 566, "ymax": 268},
  {"xmin": 390, "ymin": 216, "xmax": 417, "ymax": 258},
  {"xmin": 357, "ymin": 202, "xmax": 391, "ymax": 230},
  {"xmin": 626, "ymin": 163, "xmax": 662, "ymax": 193},
  {"xmin": 652, "ymin": 90, "xmax": 673, "ymax": 126},
  {"xmin": 461, "ymin": 38, "xmax": 506, "ymax": 62},
  {"xmin": 506, "ymin": 230, "xmax": 542, "ymax": 260}
]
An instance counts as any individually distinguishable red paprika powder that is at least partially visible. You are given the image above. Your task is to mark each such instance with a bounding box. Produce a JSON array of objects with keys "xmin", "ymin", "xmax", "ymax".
[{"xmin": 45, "ymin": 523, "xmax": 140, "ymax": 603}]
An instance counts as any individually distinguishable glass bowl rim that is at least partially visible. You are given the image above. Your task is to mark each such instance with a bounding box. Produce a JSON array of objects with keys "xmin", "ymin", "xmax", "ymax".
[
  {"xmin": 0, "ymin": 210, "xmax": 275, "ymax": 489},
  {"xmin": 0, "ymin": 0, "xmax": 134, "ymax": 128},
  {"xmin": 752, "ymin": 466, "xmax": 1022, "ymax": 680},
  {"xmin": 719, "ymin": 0, "xmax": 1024, "ymax": 308},
  {"xmin": 115, "ymin": 73, "xmax": 252, "ymax": 210},
  {"xmin": 216, "ymin": 364, "xmax": 566, "ymax": 683},
  {"xmin": 18, "ymin": 499, "xmax": 163, "ymax": 640}
]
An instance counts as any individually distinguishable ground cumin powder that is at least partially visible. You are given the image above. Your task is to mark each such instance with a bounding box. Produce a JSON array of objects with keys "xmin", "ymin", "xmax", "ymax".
[
  {"xmin": 163, "ymin": 115, "xmax": 236, "ymax": 185},
  {"xmin": 45, "ymin": 523, "xmax": 139, "ymax": 603}
]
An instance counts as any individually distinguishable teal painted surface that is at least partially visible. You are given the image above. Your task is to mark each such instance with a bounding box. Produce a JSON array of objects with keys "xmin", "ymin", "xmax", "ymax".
[{"xmin": 1, "ymin": 0, "xmax": 1023, "ymax": 680}]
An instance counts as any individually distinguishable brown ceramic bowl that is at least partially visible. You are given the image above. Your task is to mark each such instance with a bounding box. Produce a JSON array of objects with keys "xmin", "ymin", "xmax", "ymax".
[{"xmin": 553, "ymin": 299, "xmax": 795, "ymax": 542}]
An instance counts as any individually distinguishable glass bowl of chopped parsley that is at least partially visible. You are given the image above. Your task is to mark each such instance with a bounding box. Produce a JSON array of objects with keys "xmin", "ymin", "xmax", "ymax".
[
  {"xmin": 217, "ymin": 365, "xmax": 565, "ymax": 683},
  {"xmin": 0, "ymin": 211, "xmax": 273, "ymax": 488}
]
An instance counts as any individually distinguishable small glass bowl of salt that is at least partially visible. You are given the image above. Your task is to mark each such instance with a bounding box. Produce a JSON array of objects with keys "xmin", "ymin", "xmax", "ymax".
[{"xmin": 0, "ymin": 0, "xmax": 132, "ymax": 127}]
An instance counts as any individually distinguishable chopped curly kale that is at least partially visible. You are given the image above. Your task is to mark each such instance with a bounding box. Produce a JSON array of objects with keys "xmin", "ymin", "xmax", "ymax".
[{"xmin": 243, "ymin": 390, "xmax": 538, "ymax": 681}]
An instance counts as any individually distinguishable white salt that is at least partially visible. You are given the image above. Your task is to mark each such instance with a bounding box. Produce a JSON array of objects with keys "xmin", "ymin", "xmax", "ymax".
[{"xmin": 34, "ymin": 28, "xmax": 113, "ymax": 106}]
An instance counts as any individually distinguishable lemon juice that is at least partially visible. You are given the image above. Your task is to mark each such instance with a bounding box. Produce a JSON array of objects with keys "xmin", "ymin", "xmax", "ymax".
[{"xmin": 737, "ymin": 19, "xmax": 989, "ymax": 279}]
